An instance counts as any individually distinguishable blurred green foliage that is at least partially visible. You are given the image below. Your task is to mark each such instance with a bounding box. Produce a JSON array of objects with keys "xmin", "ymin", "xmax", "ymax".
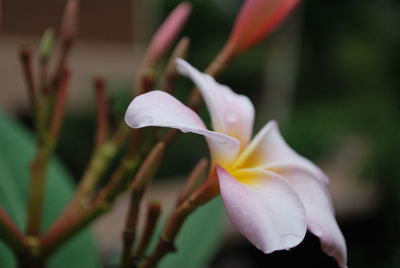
[{"xmin": 0, "ymin": 112, "xmax": 99, "ymax": 268}]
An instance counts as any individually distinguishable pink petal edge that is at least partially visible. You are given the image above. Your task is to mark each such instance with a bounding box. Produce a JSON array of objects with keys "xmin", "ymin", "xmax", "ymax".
[
  {"xmin": 217, "ymin": 166, "xmax": 307, "ymax": 253},
  {"xmin": 278, "ymin": 166, "xmax": 347, "ymax": 267}
]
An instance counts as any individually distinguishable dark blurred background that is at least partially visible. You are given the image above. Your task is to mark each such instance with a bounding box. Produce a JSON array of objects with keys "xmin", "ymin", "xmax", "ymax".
[{"xmin": 1, "ymin": 0, "xmax": 400, "ymax": 267}]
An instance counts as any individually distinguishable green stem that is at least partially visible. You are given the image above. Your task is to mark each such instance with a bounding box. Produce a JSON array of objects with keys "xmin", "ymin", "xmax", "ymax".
[
  {"xmin": 26, "ymin": 144, "xmax": 52, "ymax": 236},
  {"xmin": 61, "ymin": 142, "xmax": 118, "ymax": 217},
  {"xmin": 61, "ymin": 123, "xmax": 131, "ymax": 217}
]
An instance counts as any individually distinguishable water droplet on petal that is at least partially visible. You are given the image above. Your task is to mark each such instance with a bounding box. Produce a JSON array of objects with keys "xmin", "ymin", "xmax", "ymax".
[
  {"xmin": 226, "ymin": 113, "xmax": 238, "ymax": 123},
  {"xmin": 219, "ymin": 139, "xmax": 237, "ymax": 149},
  {"xmin": 138, "ymin": 116, "xmax": 153, "ymax": 127}
]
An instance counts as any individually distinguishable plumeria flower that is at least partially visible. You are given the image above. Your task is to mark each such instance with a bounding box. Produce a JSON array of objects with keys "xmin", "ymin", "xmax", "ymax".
[{"xmin": 125, "ymin": 59, "xmax": 347, "ymax": 267}]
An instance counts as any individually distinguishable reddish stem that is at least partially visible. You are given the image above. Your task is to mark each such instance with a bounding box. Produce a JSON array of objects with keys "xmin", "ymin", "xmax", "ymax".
[
  {"xmin": 19, "ymin": 48, "xmax": 37, "ymax": 116},
  {"xmin": 133, "ymin": 201, "xmax": 162, "ymax": 258},
  {"xmin": 50, "ymin": 69, "xmax": 70, "ymax": 139},
  {"xmin": 0, "ymin": 207, "xmax": 27, "ymax": 253}
]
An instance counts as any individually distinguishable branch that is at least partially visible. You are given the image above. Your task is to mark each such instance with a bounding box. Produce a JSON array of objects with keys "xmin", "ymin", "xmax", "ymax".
[
  {"xmin": 40, "ymin": 204, "xmax": 106, "ymax": 257},
  {"xmin": 132, "ymin": 201, "xmax": 161, "ymax": 259},
  {"xmin": 139, "ymin": 170, "xmax": 219, "ymax": 268},
  {"xmin": 120, "ymin": 142, "xmax": 165, "ymax": 268},
  {"xmin": 19, "ymin": 48, "xmax": 37, "ymax": 118},
  {"xmin": 0, "ymin": 207, "xmax": 27, "ymax": 253}
]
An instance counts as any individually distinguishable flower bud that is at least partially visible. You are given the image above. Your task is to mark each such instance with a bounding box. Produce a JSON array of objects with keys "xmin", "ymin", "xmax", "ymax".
[
  {"xmin": 60, "ymin": 0, "xmax": 79, "ymax": 45},
  {"xmin": 39, "ymin": 28, "xmax": 55, "ymax": 61},
  {"xmin": 144, "ymin": 2, "xmax": 192, "ymax": 66},
  {"xmin": 227, "ymin": 0, "xmax": 301, "ymax": 56}
]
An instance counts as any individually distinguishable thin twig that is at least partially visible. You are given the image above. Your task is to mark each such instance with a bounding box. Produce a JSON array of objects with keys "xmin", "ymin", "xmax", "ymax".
[
  {"xmin": 48, "ymin": 0, "xmax": 78, "ymax": 94},
  {"xmin": 162, "ymin": 37, "xmax": 190, "ymax": 93},
  {"xmin": 132, "ymin": 201, "xmax": 161, "ymax": 259},
  {"xmin": 120, "ymin": 142, "xmax": 165, "ymax": 268},
  {"xmin": 59, "ymin": 141, "xmax": 119, "ymax": 217},
  {"xmin": 19, "ymin": 48, "xmax": 37, "ymax": 117},
  {"xmin": 176, "ymin": 158, "xmax": 208, "ymax": 205},
  {"xmin": 41, "ymin": 203, "xmax": 107, "ymax": 257},
  {"xmin": 49, "ymin": 69, "xmax": 70, "ymax": 139},
  {"xmin": 139, "ymin": 172, "xmax": 219, "ymax": 268},
  {"xmin": 0, "ymin": 207, "xmax": 27, "ymax": 253},
  {"xmin": 41, "ymin": 143, "xmax": 164, "ymax": 257}
]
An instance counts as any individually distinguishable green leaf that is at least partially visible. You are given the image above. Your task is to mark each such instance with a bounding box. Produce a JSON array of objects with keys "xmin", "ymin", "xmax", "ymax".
[
  {"xmin": 154, "ymin": 197, "xmax": 225, "ymax": 268},
  {"xmin": 0, "ymin": 111, "xmax": 99, "ymax": 268}
]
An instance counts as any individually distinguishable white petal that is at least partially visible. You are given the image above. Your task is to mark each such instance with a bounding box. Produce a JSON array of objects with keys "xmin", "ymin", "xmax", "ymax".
[
  {"xmin": 176, "ymin": 59, "xmax": 255, "ymax": 148},
  {"xmin": 217, "ymin": 166, "xmax": 307, "ymax": 253},
  {"xmin": 278, "ymin": 166, "xmax": 347, "ymax": 268},
  {"xmin": 125, "ymin": 91, "xmax": 240, "ymax": 165},
  {"xmin": 233, "ymin": 121, "xmax": 329, "ymax": 184}
]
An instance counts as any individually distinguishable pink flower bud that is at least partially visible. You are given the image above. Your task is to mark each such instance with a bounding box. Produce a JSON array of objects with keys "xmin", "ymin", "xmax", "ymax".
[
  {"xmin": 60, "ymin": 0, "xmax": 79, "ymax": 44},
  {"xmin": 228, "ymin": 0, "xmax": 301, "ymax": 56},
  {"xmin": 144, "ymin": 2, "xmax": 192, "ymax": 66}
]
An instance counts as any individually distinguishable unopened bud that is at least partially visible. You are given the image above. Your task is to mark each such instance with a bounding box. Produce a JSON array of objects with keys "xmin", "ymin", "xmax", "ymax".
[
  {"xmin": 144, "ymin": 2, "xmax": 192, "ymax": 67},
  {"xmin": 227, "ymin": 0, "xmax": 301, "ymax": 57},
  {"xmin": 60, "ymin": 0, "xmax": 79, "ymax": 45},
  {"xmin": 39, "ymin": 28, "xmax": 55, "ymax": 61}
]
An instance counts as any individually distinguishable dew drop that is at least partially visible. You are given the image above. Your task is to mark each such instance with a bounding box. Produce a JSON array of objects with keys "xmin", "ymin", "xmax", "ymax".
[
  {"xmin": 226, "ymin": 113, "xmax": 238, "ymax": 123},
  {"xmin": 138, "ymin": 116, "xmax": 153, "ymax": 126}
]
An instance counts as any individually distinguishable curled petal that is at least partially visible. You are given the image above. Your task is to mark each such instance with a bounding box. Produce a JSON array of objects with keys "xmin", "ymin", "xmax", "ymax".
[
  {"xmin": 228, "ymin": 0, "xmax": 301, "ymax": 55},
  {"xmin": 217, "ymin": 166, "xmax": 307, "ymax": 253},
  {"xmin": 176, "ymin": 59, "xmax": 255, "ymax": 148},
  {"xmin": 125, "ymin": 91, "xmax": 240, "ymax": 165},
  {"xmin": 276, "ymin": 166, "xmax": 347, "ymax": 267},
  {"xmin": 233, "ymin": 121, "xmax": 329, "ymax": 184}
]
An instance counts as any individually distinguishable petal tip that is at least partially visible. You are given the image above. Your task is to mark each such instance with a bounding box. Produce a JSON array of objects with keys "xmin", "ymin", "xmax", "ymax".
[{"xmin": 175, "ymin": 58, "xmax": 191, "ymax": 75}]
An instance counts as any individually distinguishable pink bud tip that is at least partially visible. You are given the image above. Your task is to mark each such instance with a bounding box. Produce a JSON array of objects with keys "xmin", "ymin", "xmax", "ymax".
[
  {"xmin": 145, "ymin": 2, "xmax": 192, "ymax": 66},
  {"xmin": 60, "ymin": 0, "xmax": 79, "ymax": 44},
  {"xmin": 228, "ymin": 0, "xmax": 301, "ymax": 55}
]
